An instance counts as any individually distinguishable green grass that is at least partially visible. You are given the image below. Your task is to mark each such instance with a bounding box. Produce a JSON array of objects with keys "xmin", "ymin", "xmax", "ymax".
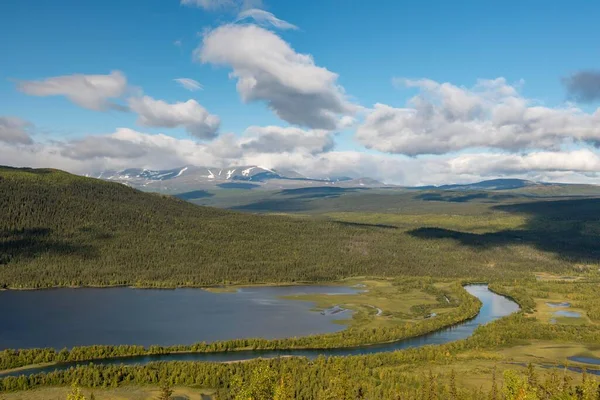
[
  {"xmin": 324, "ymin": 212, "xmax": 528, "ymax": 233},
  {"xmin": 282, "ymin": 279, "xmax": 451, "ymax": 329}
]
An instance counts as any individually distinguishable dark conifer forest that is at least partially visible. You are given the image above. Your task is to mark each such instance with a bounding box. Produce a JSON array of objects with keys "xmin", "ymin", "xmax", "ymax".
[{"xmin": 0, "ymin": 166, "xmax": 573, "ymax": 289}]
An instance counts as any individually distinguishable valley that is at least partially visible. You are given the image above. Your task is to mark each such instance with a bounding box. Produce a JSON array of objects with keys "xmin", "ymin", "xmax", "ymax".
[{"xmin": 2, "ymin": 167, "xmax": 600, "ymax": 399}]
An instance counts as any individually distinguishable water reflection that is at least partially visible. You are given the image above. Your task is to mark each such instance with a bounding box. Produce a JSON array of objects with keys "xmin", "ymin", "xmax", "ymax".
[
  {"xmin": 0, "ymin": 285, "xmax": 520, "ymax": 378},
  {"xmin": 0, "ymin": 285, "xmax": 359, "ymax": 350}
]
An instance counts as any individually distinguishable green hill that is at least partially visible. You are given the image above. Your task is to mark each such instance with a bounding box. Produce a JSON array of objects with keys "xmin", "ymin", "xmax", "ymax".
[
  {"xmin": 0, "ymin": 167, "xmax": 577, "ymax": 288},
  {"xmin": 0, "ymin": 167, "xmax": 405, "ymax": 288}
]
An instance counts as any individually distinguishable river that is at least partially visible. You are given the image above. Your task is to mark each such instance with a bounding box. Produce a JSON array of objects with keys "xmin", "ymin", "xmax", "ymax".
[{"xmin": 0, "ymin": 284, "xmax": 519, "ymax": 378}]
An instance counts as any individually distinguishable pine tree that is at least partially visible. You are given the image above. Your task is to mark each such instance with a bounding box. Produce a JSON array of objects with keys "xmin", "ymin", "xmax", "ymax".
[
  {"xmin": 489, "ymin": 368, "xmax": 498, "ymax": 400},
  {"xmin": 157, "ymin": 381, "xmax": 173, "ymax": 400},
  {"xmin": 66, "ymin": 383, "xmax": 87, "ymax": 400},
  {"xmin": 449, "ymin": 369, "xmax": 458, "ymax": 400},
  {"xmin": 273, "ymin": 373, "xmax": 295, "ymax": 400}
]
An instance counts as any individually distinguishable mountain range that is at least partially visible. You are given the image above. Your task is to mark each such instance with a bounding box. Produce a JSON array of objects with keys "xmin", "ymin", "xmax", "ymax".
[
  {"xmin": 88, "ymin": 165, "xmax": 600, "ymax": 196},
  {"xmin": 89, "ymin": 165, "xmax": 386, "ymax": 193}
]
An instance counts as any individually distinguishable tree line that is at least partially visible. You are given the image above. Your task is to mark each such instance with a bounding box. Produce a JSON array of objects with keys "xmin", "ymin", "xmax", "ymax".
[{"xmin": 4, "ymin": 359, "xmax": 600, "ymax": 400}]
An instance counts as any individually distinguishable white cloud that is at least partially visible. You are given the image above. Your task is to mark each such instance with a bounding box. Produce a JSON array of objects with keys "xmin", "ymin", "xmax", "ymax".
[
  {"xmin": 60, "ymin": 132, "xmax": 150, "ymax": 160},
  {"xmin": 16, "ymin": 71, "xmax": 127, "ymax": 111},
  {"xmin": 448, "ymin": 149, "xmax": 600, "ymax": 176},
  {"xmin": 128, "ymin": 96, "xmax": 220, "ymax": 139},
  {"xmin": 236, "ymin": 9, "xmax": 298, "ymax": 30},
  {"xmin": 3, "ymin": 128, "xmax": 600, "ymax": 186},
  {"xmin": 197, "ymin": 24, "xmax": 357, "ymax": 130},
  {"xmin": 181, "ymin": 0, "xmax": 262, "ymax": 11},
  {"xmin": 240, "ymin": 126, "xmax": 333, "ymax": 154},
  {"xmin": 174, "ymin": 78, "xmax": 203, "ymax": 91},
  {"xmin": 205, "ymin": 133, "xmax": 245, "ymax": 159},
  {"xmin": 203, "ymin": 125, "xmax": 334, "ymax": 157},
  {"xmin": 0, "ymin": 117, "xmax": 33, "ymax": 145},
  {"xmin": 356, "ymin": 78, "xmax": 600, "ymax": 155},
  {"xmin": 0, "ymin": 129, "xmax": 223, "ymax": 173}
]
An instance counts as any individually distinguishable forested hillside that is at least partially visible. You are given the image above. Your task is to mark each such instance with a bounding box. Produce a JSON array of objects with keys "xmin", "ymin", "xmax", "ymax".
[{"xmin": 0, "ymin": 167, "xmax": 570, "ymax": 288}]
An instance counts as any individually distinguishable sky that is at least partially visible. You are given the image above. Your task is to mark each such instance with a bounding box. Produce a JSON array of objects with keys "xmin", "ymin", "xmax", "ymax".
[{"xmin": 1, "ymin": 0, "xmax": 600, "ymax": 185}]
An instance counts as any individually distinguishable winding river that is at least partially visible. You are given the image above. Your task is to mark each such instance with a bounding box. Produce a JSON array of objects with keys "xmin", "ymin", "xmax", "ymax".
[{"xmin": 0, "ymin": 284, "xmax": 519, "ymax": 378}]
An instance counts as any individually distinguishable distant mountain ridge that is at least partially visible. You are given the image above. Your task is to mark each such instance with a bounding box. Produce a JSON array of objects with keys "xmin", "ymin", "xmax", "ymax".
[
  {"xmin": 89, "ymin": 165, "xmax": 386, "ymax": 192},
  {"xmin": 409, "ymin": 178, "xmax": 600, "ymax": 196},
  {"xmin": 435, "ymin": 178, "xmax": 540, "ymax": 191},
  {"xmin": 89, "ymin": 165, "xmax": 599, "ymax": 195}
]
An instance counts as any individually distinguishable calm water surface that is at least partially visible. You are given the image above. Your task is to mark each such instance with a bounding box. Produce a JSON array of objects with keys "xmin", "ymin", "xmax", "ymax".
[
  {"xmin": 0, "ymin": 285, "xmax": 358, "ymax": 350},
  {"xmin": 553, "ymin": 310, "xmax": 581, "ymax": 318},
  {"xmin": 0, "ymin": 284, "xmax": 520, "ymax": 378}
]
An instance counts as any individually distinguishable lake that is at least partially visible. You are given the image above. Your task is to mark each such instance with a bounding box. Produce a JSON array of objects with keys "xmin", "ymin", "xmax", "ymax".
[
  {"xmin": 0, "ymin": 284, "xmax": 520, "ymax": 378},
  {"xmin": 0, "ymin": 285, "xmax": 359, "ymax": 350}
]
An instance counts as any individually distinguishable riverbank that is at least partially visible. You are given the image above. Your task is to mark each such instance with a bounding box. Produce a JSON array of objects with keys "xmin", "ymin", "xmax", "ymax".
[
  {"xmin": 0, "ymin": 279, "xmax": 488, "ymax": 369},
  {"xmin": 0, "ymin": 284, "xmax": 514, "ymax": 379},
  {"xmin": 0, "ymin": 277, "xmax": 362, "ymax": 292}
]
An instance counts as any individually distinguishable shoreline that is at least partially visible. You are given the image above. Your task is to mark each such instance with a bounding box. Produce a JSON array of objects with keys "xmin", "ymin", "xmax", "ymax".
[
  {"xmin": 0, "ymin": 278, "xmax": 362, "ymax": 292},
  {"xmin": 0, "ymin": 284, "xmax": 504, "ymax": 378}
]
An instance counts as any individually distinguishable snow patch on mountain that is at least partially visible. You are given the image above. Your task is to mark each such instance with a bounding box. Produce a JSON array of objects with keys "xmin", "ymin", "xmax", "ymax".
[
  {"xmin": 90, "ymin": 165, "xmax": 386, "ymax": 191},
  {"xmin": 242, "ymin": 167, "xmax": 255, "ymax": 177},
  {"xmin": 175, "ymin": 167, "xmax": 188, "ymax": 178}
]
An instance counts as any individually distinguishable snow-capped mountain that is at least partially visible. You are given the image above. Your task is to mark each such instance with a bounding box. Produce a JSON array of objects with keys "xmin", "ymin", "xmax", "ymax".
[
  {"xmin": 94, "ymin": 165, "xmax": 280, "ymax": 182},
  {"xmin": 88, "ymin": 165, "xmax": 386, "ymax": 193}
]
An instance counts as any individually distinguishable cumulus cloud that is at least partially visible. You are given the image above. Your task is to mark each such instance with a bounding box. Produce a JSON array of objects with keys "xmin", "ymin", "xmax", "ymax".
[
  {"xmin": 128, "ymin": 96, "xmax": 220, "ymax": 139},
  {"xmin": 60, "ymin": 133, "xmax": 150, "ymax": 160},
  {"xmin": 236, "ymin": 9, "xmax": 298, "ymax": 30},
  {"xmin": 16, "ymin": 71, "xmax": 127, "ymax": 111},
  {"xmin": 205, "ymin": 133, "xmax": 245, "ymax": 159},
  {"xmin": 197, "ymin": 24, "xmax": 357, "ymax": 130},
  {"xmin": 240, "ymin": 126, "xmax": 333, "ymax": 154},
  {"xmin": 0, "ymin": 117, "xmax": 33, "ymax": 145},
  {"xmin": 448, "ymin": 149, "xmax": 600, "ymax": 176},
  {"xmin": 174, "ymin": 78, "xmax": 203, "ymax": 91},
  {"xmin": 563, "ymin": 70, "xmax": 600, "ymax": 103},
  {"xmin": 202, "ymin": 126, "xmax": 334, "ymax": 157},
  {"xmin": 4, "ymin": 128, "xmax": 600, "ymax": 186},
  {"xmin": 356, "ymin": 78, "xmax": 600, "ymax": 155},
  {"xmin": 9, "ymin": 129, "xmax": 223, "ymax": 173}
]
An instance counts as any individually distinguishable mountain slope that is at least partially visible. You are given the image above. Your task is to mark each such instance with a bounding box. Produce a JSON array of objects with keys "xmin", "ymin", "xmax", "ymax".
[
  {"xmin": 0, "ymin": 166, "xmax": 398, "ymax": 288},
  {"xmin": 436, "ymin": 178, "xmax": 538, "ymax": 191}
]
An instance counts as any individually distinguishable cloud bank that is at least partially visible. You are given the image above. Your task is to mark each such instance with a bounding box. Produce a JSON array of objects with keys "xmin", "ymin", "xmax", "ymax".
[
  {"xmin": 3, "ymin": 126, "xmax": 600, "ymax": 186},
  {"xmin": 356, "ymin": 78, "xmax": 600, "ymax": 156}
]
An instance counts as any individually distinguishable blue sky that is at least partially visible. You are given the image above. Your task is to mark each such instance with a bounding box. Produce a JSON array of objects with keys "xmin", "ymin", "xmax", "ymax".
[{"xmin": 1, "ymin": 0, "xmax": 600, "ymax": 184}]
